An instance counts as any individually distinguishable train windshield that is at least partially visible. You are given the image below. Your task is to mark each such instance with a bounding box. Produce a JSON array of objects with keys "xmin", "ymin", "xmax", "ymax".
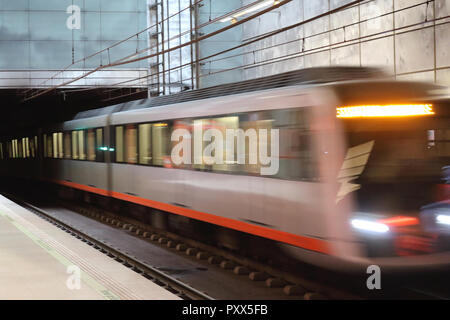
[{"xmin": 340, "ymin": 102, "xmax": 450, "ymax": 213}]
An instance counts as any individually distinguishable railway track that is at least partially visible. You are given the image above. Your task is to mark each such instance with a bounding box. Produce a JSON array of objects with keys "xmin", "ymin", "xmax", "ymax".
[
  {"xmin": 5, "ymin": 191, "xmax": 360, "ymax": 300},
  {"xmin": 3, "ymin": 193, "xmax": 213, "ymax": 300},
  {"xmin": 57, "ymin": 199, "xmax": 365, "ymax": 300},
  {"xmin": 4, "ymin": 188, "xmax": 449, "ymax": 300}
]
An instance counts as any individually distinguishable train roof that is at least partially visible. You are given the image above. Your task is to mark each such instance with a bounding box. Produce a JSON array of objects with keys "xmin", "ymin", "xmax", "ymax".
[{"xmin": 73, "ymin": 66, "xmax": 385, "ymax": 120}]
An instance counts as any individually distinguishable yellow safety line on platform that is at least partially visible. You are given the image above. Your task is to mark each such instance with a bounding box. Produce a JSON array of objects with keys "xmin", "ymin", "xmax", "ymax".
[{"xmin": 0, "ymin": 209, "xmax": 120, "ymax": 300}]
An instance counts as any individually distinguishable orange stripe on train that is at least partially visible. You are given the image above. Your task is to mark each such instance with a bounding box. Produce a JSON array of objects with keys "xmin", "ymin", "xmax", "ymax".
[{"xmin": 50, "ymin": 178, "xmax": 331, "ymax": 255}]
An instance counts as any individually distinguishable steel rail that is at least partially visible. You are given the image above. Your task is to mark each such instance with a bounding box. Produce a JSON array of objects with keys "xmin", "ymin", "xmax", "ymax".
[{"xmin": 3, "ymin": 193, "xmax": 214, "ymax": 301}]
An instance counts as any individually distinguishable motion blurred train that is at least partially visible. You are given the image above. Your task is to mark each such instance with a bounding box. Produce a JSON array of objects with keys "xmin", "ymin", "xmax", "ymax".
[{"xmin": 1, "ymin": 67, "xmax": 450, "ymax": 271}]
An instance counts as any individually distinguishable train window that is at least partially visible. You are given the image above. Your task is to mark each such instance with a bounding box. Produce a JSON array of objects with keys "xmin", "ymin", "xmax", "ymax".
[
  {"xmin": 274, "ymin": 108, "xmax": 316, "ymax": 180},
  {"xmin": 59, "ymin": 133, "xmax": 64, "ymax": 158},
  {"xmin": 125, "ymin": 125, "xmax": 137, "ymax": 164},
  {"xmin": 215, "ymin": 116, "xmax": 239, "ymax": 173},
  {"xmin": 64, "ymin": 133, "xmax": 71, "ymax": 159},
  {"xmin": 52, "ymin": 133, "xmax": 58, "ymax": 159},
  {"xmin": 43, "ymin": 135, "xmax": 47, "ymax": 158},
  {"xmin": 30, "ymin": 137, "xmax": 34, "ymax": 158},
  {"xmin": 29, "ymin": 137, "xmax": 35, "ymax": 158},
  {"xmin": 23, "ymin": 138, "xmax": 29, "ymax": 158},
  {"xmin": 21, "ymin": 138, "xmax": 26, "ymax": 158},
  {"xmin": 96, "ymin": 109, "xmax": 315, "ymax": 181},
  {"xmin": 17, "ymin": 139, "xmax": 23, "ymax": 158},
  {"xmin": 11, "ymin": 140, "xmax": 15, "ymax": 158},
  {"xmin": 58, "ymin": 133, "xmax": 63, "ymax": 158},
  {"xmin": 27, "ymin": 137, "xmax": 31, "ymax": 158},
  {"xmin": 152, "ymin": 123, "xmax": 170, "ymax": 166},
  {"xmin": 190, "ymin": 117, "xmax": 238, "ymax": 172},
  {"xmin": 20, "ymin": 138, "xmax": 24, "ymax": 158},
  {"xmin": 87, "ymin": 129, "xmax": 96, "ymax": 161},
  {"xmin": 78, "ymin": 130, "xmax": 86, "ymax": 160},
  {"xmin": 26, "ymin": 138, "xmax": 31, "ymax": 158},
  {"xmin": 34, "ymin": 136, "xmax": 38, "ymax": 157},
  {"xmin": 72, "ymin": 131, "xmax": 79, "ymax": 160},
  {"xmin": 191, "ymin": 120, "xmax": 203, "ymax": 169},
  {"xmin": 8, "ymin": 141, "xmax": 12, "ymax": 159},
  {"xmin": 171, "ymin": 120, "xmax": 192, "ymax": 169},
  {"xmin": 239, "ymin": 108, "xmax": 316, "ymax": 180},
  {"xmin": 185, "ymin": 108, "xmax": 316, "ymax": 180},
  {"xmin": 115, "ymin": 126, "xmax": 124, "ymax": 163},
  {"xmin": 238, "ymin": 113, "xmax": 272, "ymax": 176},
  {"xmin": 218, "ymin": 117, "xmax": 240, "ymax": 173},
  {"xmin": 96, "ymin": 128, "xmax": 104, "ymax": 162},
  {"xmin": 47, "ymin": 135, "xmax": 53, "ymax": 158},
  {"xmin": 44, "ymin": 134, "xmax": 53, "ymax": 158},
  {"xmin": 139, "ymin": 123, "xmax": 152, "ymax": 165},
  {"xmin": 17, "ymin": 139, "xmax": 21, "ymax": 158}
]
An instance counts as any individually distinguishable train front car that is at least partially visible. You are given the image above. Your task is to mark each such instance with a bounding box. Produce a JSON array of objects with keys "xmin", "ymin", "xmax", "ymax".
[{"xmin": 328, "ymin": 81, "xmax": 450, "ymax": 271}]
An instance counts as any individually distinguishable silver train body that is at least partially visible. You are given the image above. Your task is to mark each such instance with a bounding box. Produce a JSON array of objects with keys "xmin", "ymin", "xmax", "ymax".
[{"xmin": 2, "ymin": 71, "xmax": 450, "ymax": 272}]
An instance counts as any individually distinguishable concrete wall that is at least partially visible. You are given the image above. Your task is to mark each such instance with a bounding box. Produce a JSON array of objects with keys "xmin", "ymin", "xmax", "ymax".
[
  {"xmin": 197, "ymin": 0, "xmax": 244, "ymax": 88},
  {"xmin": 147, "ymin": 0, "xmax": 194, "ymax": 95},
  {"xmin": 0, "ymin": 0, "xmax": 148, "ymax": 88},
  {"xmin": 241, "ymin": 0, "xmax": 450, "ymax": 86}
]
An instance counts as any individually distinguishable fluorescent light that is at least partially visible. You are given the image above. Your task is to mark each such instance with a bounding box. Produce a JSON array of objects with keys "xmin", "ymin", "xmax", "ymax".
[
  {"xmin": 220, "ymin": 0, "xmax": 276, "ymax": 23},
  {"xmin": 351, "ymin": 219, "xmax": 389, "ymax": 233},
  {"xmin": 337, "ymin": 104, "xmax": 434, "ymax": 118},
  {"xmin": 436, "ymin": 214, "xmax": 450, "ymax": 225}
]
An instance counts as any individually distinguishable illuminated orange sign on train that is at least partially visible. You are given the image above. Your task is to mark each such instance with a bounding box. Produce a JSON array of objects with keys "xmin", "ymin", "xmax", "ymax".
[{"xmin": 337, "ymin": 104, "xmax": 434, "ymax": 118}]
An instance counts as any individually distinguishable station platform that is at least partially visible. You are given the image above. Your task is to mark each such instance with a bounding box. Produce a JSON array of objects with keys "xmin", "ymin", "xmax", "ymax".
[{"xmin": 0, "ymin": 194, "xmax": 180, "ymax": 300}]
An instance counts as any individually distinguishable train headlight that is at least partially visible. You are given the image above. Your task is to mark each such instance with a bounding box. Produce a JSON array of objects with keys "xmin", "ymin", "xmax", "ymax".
[
  {"xmin": 351, "ymin": 218, "xmax": 390, "ymax": 233},
  {"xmin": 436, "ymin": 214, "xmax": 450, "ymax": 226}
]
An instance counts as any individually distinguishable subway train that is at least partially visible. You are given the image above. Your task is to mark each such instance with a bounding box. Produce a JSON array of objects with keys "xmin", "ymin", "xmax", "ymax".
[{"xmin": 1, "ymin": 67, "xmax": 450, "ymax": 272}]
